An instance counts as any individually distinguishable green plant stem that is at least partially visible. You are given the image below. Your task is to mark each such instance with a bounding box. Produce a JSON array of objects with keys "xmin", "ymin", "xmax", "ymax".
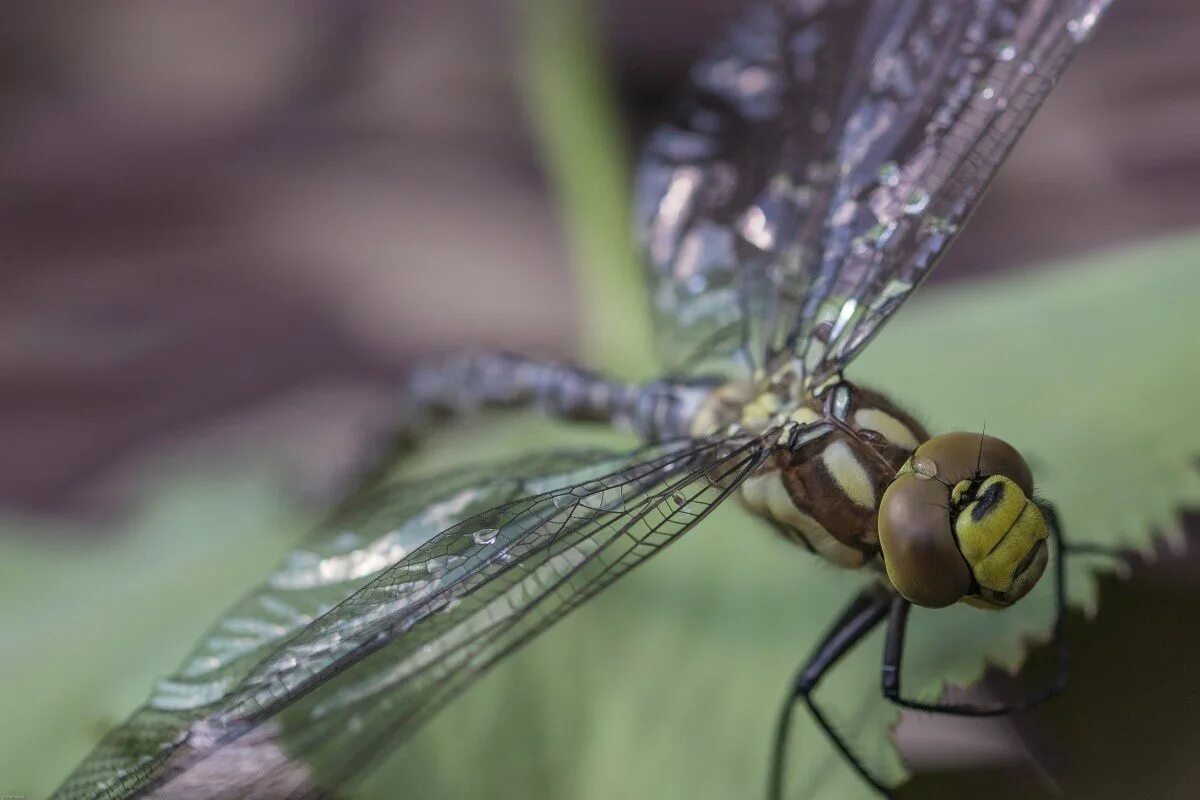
[{"xmin": 516, "ymin": 0, "xmax": 656, "ymax": 380}]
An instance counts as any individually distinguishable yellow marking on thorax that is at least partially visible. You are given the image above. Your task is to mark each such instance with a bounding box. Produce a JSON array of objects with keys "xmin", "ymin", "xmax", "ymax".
[
  {"xmin": 741, "ymin": 393, "xmax": 782, "ymax": 426},
  {"xmin": 852, "ymin": 408, "xmax": 920, "ymax": 451},
  {"xmin": 739, "ymin": 471, "xmax": 867, "ymax": 568},
  {"xmin": 820, "ymin": 439, "xmax": 876, "ymax": 508},
  {"xmin": 789, "ymin": 406, "xmax": 822, "ymax": 426}
]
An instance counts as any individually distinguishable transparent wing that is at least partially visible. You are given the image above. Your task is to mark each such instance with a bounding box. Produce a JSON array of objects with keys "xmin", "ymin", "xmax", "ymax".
[
  {"xmin": 54, "ymin": 433, "xmax": 773, "ymax": 800},
  {"xmin": 272, "ymin": 431, "xmax": 772, "ymax": 791},
  {"xmin": 636, "ymin": 0, "xmax": 1111, "ymax": 382}
]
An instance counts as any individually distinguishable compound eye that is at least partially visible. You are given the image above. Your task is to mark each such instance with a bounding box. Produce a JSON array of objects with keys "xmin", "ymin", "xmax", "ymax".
[
  {"xmin": 913, "ymin": 432, "xmax": 1034, "ymax": 495},
  {"xmin": 878, "ymin": 472, "xmax": 972, "ymax": 608}
]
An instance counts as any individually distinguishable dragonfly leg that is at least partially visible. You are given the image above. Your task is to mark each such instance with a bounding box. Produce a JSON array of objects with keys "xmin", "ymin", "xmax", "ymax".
[
  {"xmin": 1042, "ymin": 502, "xmax": 1129, "ymax": 561},
  {"xmin": 770, "ymin": 585, "xmax": 895, "ymax": 800},
  {"xmin": 882, "ymin": 507, "xmax": 1070, "ymax": 716}
]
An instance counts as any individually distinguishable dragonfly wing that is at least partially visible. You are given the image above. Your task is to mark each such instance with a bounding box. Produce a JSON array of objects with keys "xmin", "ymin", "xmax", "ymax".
[
  {"xmin": 51, "ymin": 451, "xmax": 609, "ymax": 800},
  {"xmin": 636, "ymin": 0, "xmax": 1111, "ymax": 383},
  {"xmin": 793, "ymin": 0, "xmax": 1112, "ymax": 385},
  {"xmin": 637, "ymin": 1, "xmax": 858, "ymax": 378},
  {"xmin": 272, "ymin": 430, "xmax": 772, "ymax": 789},
  {"xmin": 53, "ymin": 434, "xmax": 772, "ymax": 800}
]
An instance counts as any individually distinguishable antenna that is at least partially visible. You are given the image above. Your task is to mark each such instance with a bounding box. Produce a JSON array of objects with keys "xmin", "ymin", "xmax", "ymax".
[{"xmin": 974, "ymin": 421, "xmax": 988, "ymax": 478}]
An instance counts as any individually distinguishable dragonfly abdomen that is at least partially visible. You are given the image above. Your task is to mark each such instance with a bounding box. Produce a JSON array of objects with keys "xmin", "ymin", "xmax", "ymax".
[{"xmin": 403, "ymin": 352, "xmax": 715, "ymax": 440}]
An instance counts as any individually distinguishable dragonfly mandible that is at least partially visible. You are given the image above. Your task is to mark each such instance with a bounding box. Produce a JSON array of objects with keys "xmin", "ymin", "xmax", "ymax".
[{"xmin": 54, "ymin": 1, "xmax": 1116, "ymax": 798}]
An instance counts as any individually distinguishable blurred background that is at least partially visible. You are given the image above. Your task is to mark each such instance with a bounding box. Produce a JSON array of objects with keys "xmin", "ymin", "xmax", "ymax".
[{"xmin": 3, "ymin": 1, "xmax": 1199, "ymax": 798}]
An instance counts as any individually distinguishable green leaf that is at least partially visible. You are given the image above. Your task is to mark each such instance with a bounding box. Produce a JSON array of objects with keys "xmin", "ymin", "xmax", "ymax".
[{"xmin": 0, "ymin": 473, "xmax": 303, "ymax": 799}]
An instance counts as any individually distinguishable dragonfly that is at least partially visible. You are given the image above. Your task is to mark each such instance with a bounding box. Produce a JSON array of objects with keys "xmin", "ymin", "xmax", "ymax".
[{"xmin": 54, "ymin": 1, "xmax": 1116, "ymax": 798}]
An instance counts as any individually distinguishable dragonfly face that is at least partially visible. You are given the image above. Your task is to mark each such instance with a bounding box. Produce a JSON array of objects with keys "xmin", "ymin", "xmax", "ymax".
[{"xmin": 879, "ymin": 432, "xmax": 1049, "ymax": 609}]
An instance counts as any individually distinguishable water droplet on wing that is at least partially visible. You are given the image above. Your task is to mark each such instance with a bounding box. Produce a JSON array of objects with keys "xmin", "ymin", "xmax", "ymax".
[
  {"xmin": 1067, "ymin": 6, "xmax": 1103, "ymax": 43},
  {"xmin": 472, "ymin": 528, "xmax": 498, "ymax": 546},
  {"xmin": 877, "ymin": 161, "xmax": 901, "ymax": 188},
  {"xmin": 990, "ymin": 40, "xmax": 1017, "ymax": 62},
  {"xmin": 903, "ymin": 190, "xmax": 931, "ymax": 215}
]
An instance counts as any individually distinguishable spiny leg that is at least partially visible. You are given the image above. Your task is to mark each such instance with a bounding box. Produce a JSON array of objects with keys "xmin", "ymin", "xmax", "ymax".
[
  {"xmin": 1042, "ymin": 502, "xmax": 1129, "ymax": 561},
  {"xmin": 882, "ymin": 503, "xmax": 1074, "ymax": 716},
  {"xmin": 770, "ymin": 585, "xmax": 894, "ymax": 800}
]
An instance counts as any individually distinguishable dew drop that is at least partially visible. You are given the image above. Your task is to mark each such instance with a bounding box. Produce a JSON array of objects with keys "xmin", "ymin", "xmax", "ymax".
[
  {"xmin": 1067, "ymin": 7, "xmax": 1102, "ymax": 43},
  {"xmin": 877, "ymin": 161, "xmax": 902, "ymax": 188},
  {"xmin": 872, "ymin": 220, "xmax": 898, "ymax": 247},
  {"xmin": 472, "ymin": 528, "xmax": 499, "ymax": 546},
  {"xmin": 990, "ymin": 40, "xmax": 1017, "ymax": 62},
  {"xmin": 902, "ymin": 190, "xmax": 930, "ymax": 215},
  {"xmin": 913, "ymin": 457, "xmax": 938, "ymax": 480},
  {"xmin": 923, "ymin": 215, "xmax": 958, "ymax": 237}
]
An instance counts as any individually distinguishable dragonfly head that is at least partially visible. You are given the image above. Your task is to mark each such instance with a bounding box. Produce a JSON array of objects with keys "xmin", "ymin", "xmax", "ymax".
[{"xmin": 877, "ymin": 432, "xmax": 1049, "ymax": 610}]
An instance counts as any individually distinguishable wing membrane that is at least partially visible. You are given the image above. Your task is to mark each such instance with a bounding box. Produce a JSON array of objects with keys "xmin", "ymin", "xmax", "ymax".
[
  {"xmin": 636, "ymin": 0, "xmax": 1111, "ymax": 382},
  {"xmin": 53, "ymin": 434, "xmax": 772, "ymax": 800},
  {"xmin": 277, "ymin": 431, "xmax": 771, "ymax": 789}
]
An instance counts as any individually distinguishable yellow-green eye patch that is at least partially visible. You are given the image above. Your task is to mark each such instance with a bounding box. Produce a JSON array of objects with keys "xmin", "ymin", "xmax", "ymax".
[{"xmin": 953, "ymin": 475, "xmax": 1049, "ymax": 605}]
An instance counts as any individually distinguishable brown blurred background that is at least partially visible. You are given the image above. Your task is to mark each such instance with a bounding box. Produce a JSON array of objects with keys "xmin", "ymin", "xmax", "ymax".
[{"xmin": 1, "ymin": 0, "xmax": 1197, "ymax": 522}]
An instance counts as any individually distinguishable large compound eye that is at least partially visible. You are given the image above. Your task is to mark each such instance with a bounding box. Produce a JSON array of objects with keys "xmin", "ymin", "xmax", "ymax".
[
  {"xmin": 878, "ymin": 432, "xmax": 1048, "ymax": 609},
  {"xmin": 879, "ymin": 471, "xmax": 972, "ymax": 608},
  {"xmin": 915, "ymin": 431, "xmax": 1034, "ymax": 496}
]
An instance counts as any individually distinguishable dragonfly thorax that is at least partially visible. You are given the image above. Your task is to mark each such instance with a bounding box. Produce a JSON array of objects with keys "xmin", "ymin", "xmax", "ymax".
[
  {"xmin": 728, "ymin": 385, "xmax": 1053, "ymax": 612},
  {"xmin": 732, "ymin": 383, "xmax": 929, "ymax": 570}
]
